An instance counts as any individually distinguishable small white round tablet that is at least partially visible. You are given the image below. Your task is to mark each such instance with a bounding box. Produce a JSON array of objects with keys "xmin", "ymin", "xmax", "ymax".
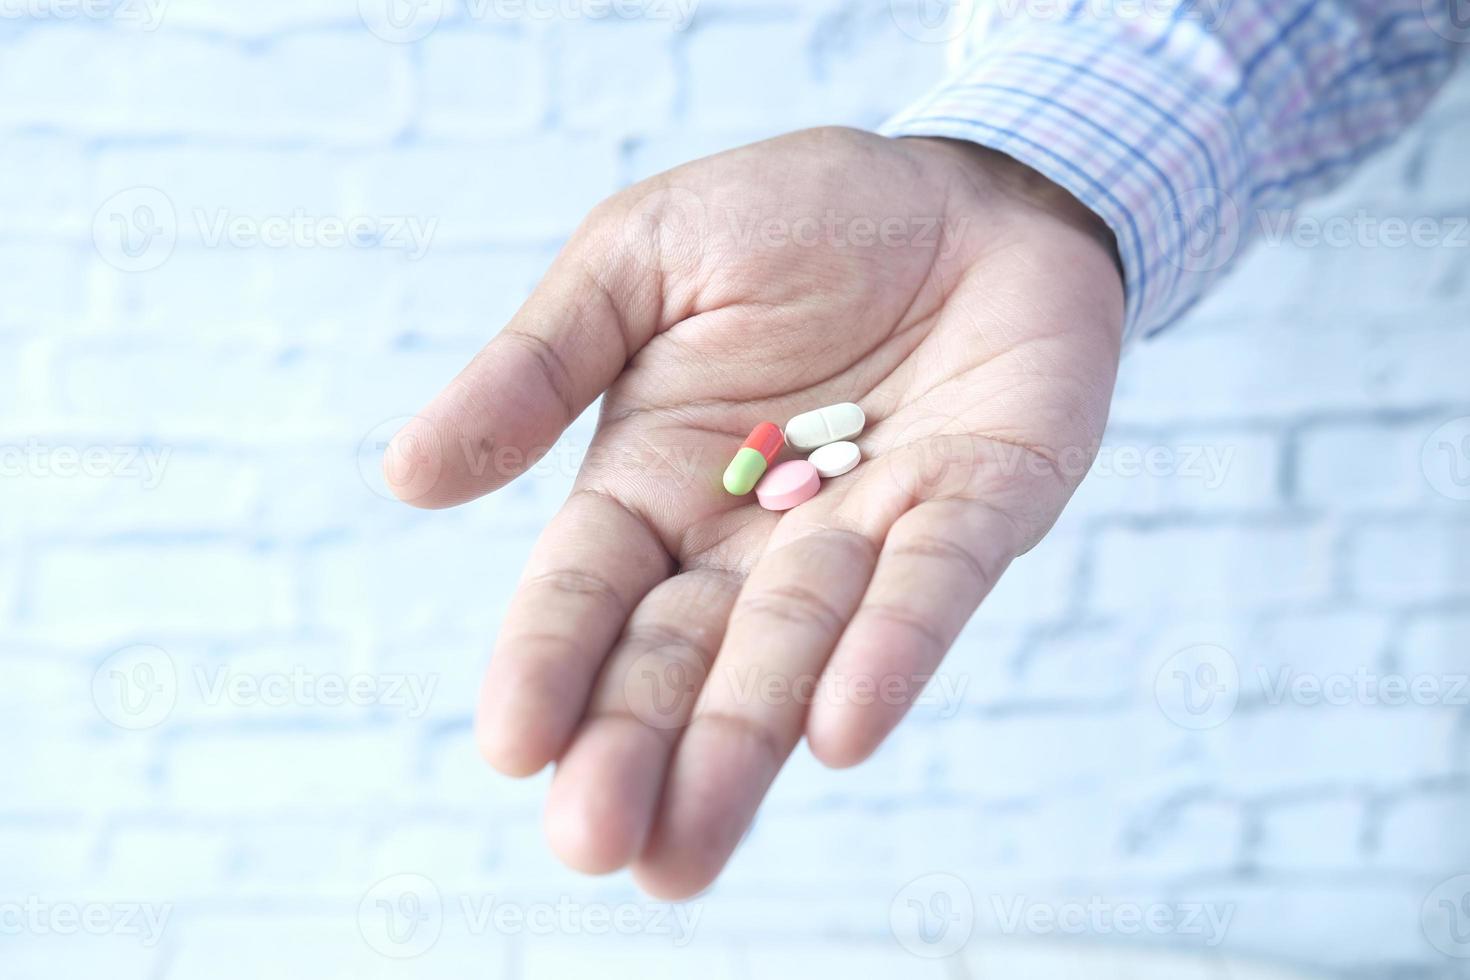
[{"xmin": 808, "ymin": 440, "xmax": 861, "ymax": 478}]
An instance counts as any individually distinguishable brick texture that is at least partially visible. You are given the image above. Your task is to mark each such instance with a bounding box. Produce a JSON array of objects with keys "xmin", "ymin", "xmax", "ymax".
[{"xmin": 3, "ymin": 2, "xmax": 1468, "ymax": 977}]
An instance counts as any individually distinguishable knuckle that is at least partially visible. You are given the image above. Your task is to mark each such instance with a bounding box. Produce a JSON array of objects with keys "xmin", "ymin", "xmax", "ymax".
[
  {"xmin": 524, "ymin": 568, "xmax": 627, "ymax": 617},
  {"xmin": 692, "ymin": 710, "xmax": 790, "ymax": 768},
  {"xmin": 498, "ymin": 327, "xmax": 578, "ymax": 422},
  {"xmin": 887, "ymin": 533, "xmax": 991, "ymax": 584},
  {"xmin": 853, "ymin": 601, "xmax": 947, "ymax": 655},
  {"xmin": 735, "ymin": 582, "xmax": 847, "ymax": 635}
]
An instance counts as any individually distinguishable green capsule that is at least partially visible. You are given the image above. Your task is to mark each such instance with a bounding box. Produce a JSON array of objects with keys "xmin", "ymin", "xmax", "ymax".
[{"xmin": 722, "ymin": 446, "xmax": 768, "ymax": 496}]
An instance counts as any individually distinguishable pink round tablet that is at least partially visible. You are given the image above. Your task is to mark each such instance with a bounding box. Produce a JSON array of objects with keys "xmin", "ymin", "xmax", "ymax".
[{"xmin": 755, "ymin": 460, "xmax": 820, "ymax": 511}]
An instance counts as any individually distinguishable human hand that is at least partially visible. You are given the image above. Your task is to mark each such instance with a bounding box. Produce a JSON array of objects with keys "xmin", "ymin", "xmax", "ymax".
[{"xmin": 385, "ymin": 127, "xmax": 1124, "ymax": 898}]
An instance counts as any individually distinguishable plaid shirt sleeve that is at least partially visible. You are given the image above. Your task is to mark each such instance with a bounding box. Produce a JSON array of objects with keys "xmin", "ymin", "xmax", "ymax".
[{"xmin": 882, "ymin": 1, "xmax": 1464, "ymax": 345}]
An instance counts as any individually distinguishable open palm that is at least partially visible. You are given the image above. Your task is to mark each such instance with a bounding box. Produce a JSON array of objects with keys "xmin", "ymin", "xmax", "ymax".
[{"xmin": 386, "ymin": 127, "xmax": 1124, "ymax": 898}]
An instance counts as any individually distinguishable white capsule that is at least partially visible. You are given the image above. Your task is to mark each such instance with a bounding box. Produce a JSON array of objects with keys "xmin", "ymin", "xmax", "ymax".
[
  {"xmin": 808, "ymin": 441, "xmax": 861, "ymax": 478},
  {"xmin": 784, "ymin": 402, "xmax": 866, "ymax": 451}
]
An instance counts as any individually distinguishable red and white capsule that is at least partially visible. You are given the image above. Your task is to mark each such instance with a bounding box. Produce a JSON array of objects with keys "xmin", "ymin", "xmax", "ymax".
[{"xmin": 723, "ymin": 422, "xmax": 784, "ymax": 495}]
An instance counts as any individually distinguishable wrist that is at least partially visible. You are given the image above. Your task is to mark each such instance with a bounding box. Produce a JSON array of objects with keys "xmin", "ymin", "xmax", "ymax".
[{"xmin": 904, "ymin": 136, "xmax": 1123, "ymax": 279}]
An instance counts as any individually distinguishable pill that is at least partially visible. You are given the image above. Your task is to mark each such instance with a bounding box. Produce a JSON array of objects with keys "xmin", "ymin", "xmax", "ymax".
[
  {"xmin": 741, "ymin": 421, "xmax": 784, "ymax": 462},
  {"xmin": 755, "ymin": 460, "xmax": 820, "ymax": 511},
  {"xmin": 722, "ymin": 422, "xmax": 785, "ymax": 495},
  {"xmin": 808, "ymin": 440, "xmax": 861, "ymax": 478},
  {"xmin": 784, "ymin": 402, "xmax": 866, "ymax": 451}
]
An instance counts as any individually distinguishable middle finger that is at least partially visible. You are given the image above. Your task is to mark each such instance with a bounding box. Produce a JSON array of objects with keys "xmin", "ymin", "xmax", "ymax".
[
  {"xmin": 632, "ymin": 484, "xmax": 899, "ymax": 897},
  {"xmin": 543, "ymin": 562, "xmax": 744, "ymax": 874}
]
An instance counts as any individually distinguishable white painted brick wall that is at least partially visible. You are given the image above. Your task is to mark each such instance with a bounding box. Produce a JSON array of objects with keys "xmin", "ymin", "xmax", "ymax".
[{"xmin": 2, "ymin": 2, "xmax": 1468, "ymax": 977}]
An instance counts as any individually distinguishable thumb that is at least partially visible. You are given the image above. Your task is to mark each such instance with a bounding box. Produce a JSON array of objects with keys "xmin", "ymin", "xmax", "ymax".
[{"xmin": 383, "ymin": 196, "xmax": 677, "ymax": 510}]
